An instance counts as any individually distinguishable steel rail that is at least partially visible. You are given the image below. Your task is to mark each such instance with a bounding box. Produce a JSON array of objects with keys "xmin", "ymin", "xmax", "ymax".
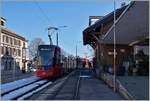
[
  {"xmin": 1, "ymin": 77, "xmax": 42, "ymax": 96},
  {"xmin": 73, "ymin": 70, "xmax": 81, "ymax": 100},
  {"xmin": 1, "ymin": 79, "xmax": 52, "ymax": 100}
]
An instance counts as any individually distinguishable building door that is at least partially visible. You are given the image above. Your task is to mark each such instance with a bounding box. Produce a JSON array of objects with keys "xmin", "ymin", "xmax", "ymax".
[
  {"xmin": 9, "ymin": 61, "xmax": 12, "ymax": 70},
  {"xmin": 4, "ymin": 61, "xmax": 8, "ymax": 70}
]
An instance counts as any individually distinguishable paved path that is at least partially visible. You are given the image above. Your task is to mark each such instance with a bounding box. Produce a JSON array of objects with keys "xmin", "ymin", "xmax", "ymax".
[
  {"xmin": 117, "ymin": 76, "xmax": 149, "ymax": 100},
  {"xmin": 53, "ymin": 69, "xmax": 124, "ymax": 100},
  {"xmin": 79, "ymin": 70, "xmax": 124, "ymax": 100}
]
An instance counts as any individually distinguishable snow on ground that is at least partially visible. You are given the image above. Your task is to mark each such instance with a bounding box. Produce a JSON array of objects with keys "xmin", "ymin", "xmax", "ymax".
[
  {"xmin": 18, "ymin": 81, "xmax": 52, "ymax": 100},
  {"xmin": 1, "ymin": 80, "xmax": 47, "ymax": 100},
  {"xmin": 1, "ymin": 76, "xmax": 41, "ymax": 94}
]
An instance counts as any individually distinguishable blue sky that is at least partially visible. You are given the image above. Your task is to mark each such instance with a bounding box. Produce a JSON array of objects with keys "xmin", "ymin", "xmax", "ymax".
[{"xmin": 2, "ymin": 0, "xmax": 130, "ymax": 57}]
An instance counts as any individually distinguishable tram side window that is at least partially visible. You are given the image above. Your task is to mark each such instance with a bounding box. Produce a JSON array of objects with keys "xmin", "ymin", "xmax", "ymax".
[
  {"xmin": 58, "ymin": 54, "xmax": 61, "ymax": 64},
  {"xmin": 57, "ymin": 54, "xmax": 61, "ymax": 64},
  {"xmin": 55, "ymin": 50, "xmax": 61, "ymax": 65}
]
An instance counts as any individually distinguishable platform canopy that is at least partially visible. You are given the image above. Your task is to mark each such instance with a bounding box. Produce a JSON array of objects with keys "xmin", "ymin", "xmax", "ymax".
[
  {"xmin": 83, "ymin": 5, "xmax": 127, "ymax": 45},
  {"xmin": 102, "ymin": 1, "xmax": 149, "ymax": 45}
]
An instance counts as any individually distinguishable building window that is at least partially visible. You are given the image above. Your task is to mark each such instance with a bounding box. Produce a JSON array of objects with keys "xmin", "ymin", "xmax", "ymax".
[
  {"xmin": 10, "ymin": 38, "xmax": 13, "ymax": 45},
  {"xmin": 6, "ymin": 36, "xmax": 8, "ymax": 43},
  {"xmin": 18, "ymin": 40, "xmax": 21, "ymax": 46},
  {"xmin": 16, "ymin": 40, "xmax": 18, "ymax": 46},
  {"xmin": 8, "ymin": 37, "xmax": 10, "ymax": 44},
  {"xmin": 5, "ymin": 47, "xmax": 8, "ymax": 54},
  {"xmin": 17, "ymin": 49, "xmax": 19, "ymax": 56},
  {"xmin": 15, "ymin": 39, "xmax": 17, "ymax": 45},
  {"xmin": 8, "ymin": 37, "xmax": 9, "ymax": 44},
  {"xmin": 10, "ymin": 48, "xmax": 12, "ymax": 56},
  {"xmin": 7, "ymin": 47, "xmax": 9, "ymax": 55},
  {"xmin": 17, "ymin": 40, "xmax": 20, "ymax": 46},
  {"xmin": 7, "ymin": 47, "xmax": 11, "ymax": 55},
  {"xmin": 12, "ymin": 48, "xmax": 14, "ymax": 55},
  {"xmin": 3, "ymin": 35, "xmax": 5, "ymax": 42},
  {"xmin": 16, "ymin": 49, "xmax": 18, "ymax": 56},
  {"xmin": 14, "ymin": 39, "xmax": 16, "ymax": 45},
  {"xmin": 18, "ymin": 49, "xmax": 21, "ymax": 56}
]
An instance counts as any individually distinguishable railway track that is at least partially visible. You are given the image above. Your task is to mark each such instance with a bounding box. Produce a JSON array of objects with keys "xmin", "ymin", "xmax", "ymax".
[
  {"xmin": 1, "ymin": 76, "xmax": 41, "ymax": 96},
  {"xmin": 1, "ymin": 76, "xmax": 53, "ymax": 100},
  {"xmin": 52, "ymin": 70, "xmax": 93, "ymax": 100},
  {"xmin": 50, "ymin": 70, "xmax": 82, "ymax": 100},
  {"xmin": 14, "ymin": 69, "xmax": 124, "ymax": 100},
  {"xmin": 2, "ymin": 70, "xmax": 82, "ymax": 100},
  {"xmin": 73, "ymin": 71, "xmax": 81, "ymax": 100},
  {"xmin": 25, "ymin": 70, "xmax": 80, "ymax": 100}
]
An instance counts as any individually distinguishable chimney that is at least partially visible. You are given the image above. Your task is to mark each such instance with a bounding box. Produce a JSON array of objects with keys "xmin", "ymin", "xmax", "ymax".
[{"xmin": 1, "ymin": 17, "xmax": 6, "ymax": 26}]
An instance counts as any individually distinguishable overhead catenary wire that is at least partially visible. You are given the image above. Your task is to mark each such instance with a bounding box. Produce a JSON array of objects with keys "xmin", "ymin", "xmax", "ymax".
[
  {"xmin": 34, "ymin": 0, "xmax": 53, "ymax": 25},
  {"xmin": 34, "ymin": 0, "xmax": 56, "ymax": 45}
]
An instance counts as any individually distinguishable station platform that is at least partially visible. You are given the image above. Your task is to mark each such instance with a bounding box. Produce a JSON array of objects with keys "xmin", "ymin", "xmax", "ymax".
[
  {"xmin": 117, "ymin": 76, "xmax": 149, "ymax": 100},
  {"xmin": 52, "ymin": 69, "xmax": 124, "ymax": 100}
]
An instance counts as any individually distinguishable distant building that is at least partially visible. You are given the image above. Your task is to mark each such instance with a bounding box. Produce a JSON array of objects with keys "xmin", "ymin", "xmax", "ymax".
[{"xmin": 0, "ymin": 17, "xmax": 29, "ymax": 71}]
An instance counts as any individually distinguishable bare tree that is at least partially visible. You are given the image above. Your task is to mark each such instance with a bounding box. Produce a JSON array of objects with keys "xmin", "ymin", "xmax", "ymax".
[{"xmin": 28, "ymin": 38, "xmax": 45, "ymax": 59}]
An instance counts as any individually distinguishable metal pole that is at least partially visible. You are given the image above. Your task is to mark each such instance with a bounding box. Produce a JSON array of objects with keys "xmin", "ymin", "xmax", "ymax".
[
  {"xmin": 76, "ymin": 45, "xmax": 77, "ymax": 69},
  {"xmin": 48, "ymin": 29, "xmax": 53, "ymax": 45},
  {"xmin": 113, "ymin": 0, "xmax": 116, "ymax": 92},
  {"xmin": 0, "ymin": 30, "xmax": 1, "ymax": 82},
  {"xmin": 76, "ymin": 45, "xmax": 77, "ymax": 57},
  {"xmin": 56, "ymin": 32, "xmax": 58, "ymax": 46},
  {"xmin": 47, "ymin": 26, "xmax": 67, "ymax": 46}
]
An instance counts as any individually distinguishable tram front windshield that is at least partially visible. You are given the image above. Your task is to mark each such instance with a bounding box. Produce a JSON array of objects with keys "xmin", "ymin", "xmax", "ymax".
[{"xmin": 38, "ymin": 47, "xmax": 55, "ymax": 70}]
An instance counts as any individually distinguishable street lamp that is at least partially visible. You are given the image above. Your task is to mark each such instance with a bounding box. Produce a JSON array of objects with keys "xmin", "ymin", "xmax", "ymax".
[
  {"xmin": 47, "ymin": 26, "xmax": 67, "ymax": 46},
  {"xmin": 22, "ymin": 45, "xmax": 27, "ymax": 73},
  {"xmin": 76, "ymin": 41, "xmax": 82, "ymax": 69},
  {"xmin": 113, "ymin": 0, "xmax": 116, "ymax": 92}
]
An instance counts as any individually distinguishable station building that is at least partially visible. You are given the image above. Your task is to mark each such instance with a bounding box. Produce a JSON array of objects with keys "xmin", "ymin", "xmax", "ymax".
[
  {"xmin": 0, "ymin": 17, "xmax": 29, "ymax": 71},
  {"xmin": 83, "ymin": 1, "xmax": 149, "ymax": 75}
]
